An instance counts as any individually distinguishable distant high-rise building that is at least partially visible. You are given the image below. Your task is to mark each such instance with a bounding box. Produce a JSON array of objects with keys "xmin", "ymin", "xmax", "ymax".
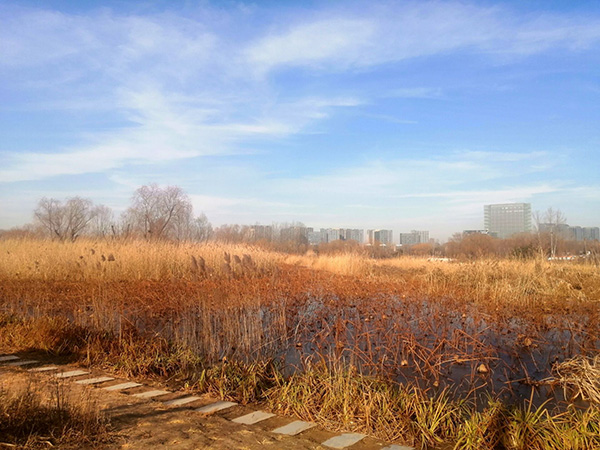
[
  {"xmin": 339, "ymin": 228, "xmax": 365, "ymax": 243},
  {"xmin": 368, "ymin": 229, "xmax": 393, "ymax": 245},
  {"xmin": 398, "ymin": 230, "xmax": 429, "ymax": 245},
  {"xmin": 248, "ymin": 225, "xmax": 273, "ymax": 241},
  {"xmin": 484, "ymin": 203, "xmax": 532, "ymax": 239},
  {"xmin": 280, "ymin": 226, "xmax": 309, "ymax": 243},
  {"xmin": 583, "ymin": 227, "xmax": 600, "ymax": 241},
  {"xmin": 569, "ymin": 226, "xmax": 584, "ymax": 241}
]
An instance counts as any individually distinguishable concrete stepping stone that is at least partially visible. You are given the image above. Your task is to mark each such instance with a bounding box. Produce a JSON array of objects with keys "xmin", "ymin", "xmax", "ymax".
[
  {"xmin": 232, "ymin": 410, "xmax": 275, "ymax": 425},
  {"xmin": 54, "ymin": 370, "xmax": 90, "ymax": 379},
  {"xmin": 322, "ymin": 433, "xmax": 367, "ymax": 449},
  {"xmin": 132, "ymin": 389, "xmax": 171, "ymax": 399},
  {"xmin": 103, "ymin": 381, "xmax": 143, "ymax": 391},
  {"xmin": 75, "ymin": 376, "xmax": 115, "ymax": 385},
  {"xmin": 196, "ymin": 400, "xmax": 238, "ymax": 414},
  {"xmin": 163, "ymin": 396, "xmax": 202, "ymax": 406},
  {"xmin": 0, "ymin": 355, "xmax": 20, "ymax": 362},
  {"xmin": 29, "ymin": 365, "xmax": 59, "ymax": 372},
  {"xmin": 381, "ymin": 445, "xmax": 415, "ymax": 450},
  {"xmin": 5, "ymin": 360, "xmax": 38, "ymax": 367},
  {"xmin": 272, "ymin": 420, "xmax": 316, "ymax": 436}
]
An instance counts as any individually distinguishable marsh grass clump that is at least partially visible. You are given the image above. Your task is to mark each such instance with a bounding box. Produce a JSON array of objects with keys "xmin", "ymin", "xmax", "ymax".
[
  {"xmin": 454, "ymin": 398, "xmax": 505, "ymax": 450},
  {"xmin": 554, "ymin": 355, "xmax": 600, "ymax": 405},
  {"xmin": 194, "ymin": 359, "xmax": 282, "ymax": 404},
  {"xmin": 0, "ymin": 374, "xmax": 108, "ymax": 448}
]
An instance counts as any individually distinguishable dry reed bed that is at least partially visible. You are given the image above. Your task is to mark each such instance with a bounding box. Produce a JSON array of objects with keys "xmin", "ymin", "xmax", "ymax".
[{"xmin": 2, "ymin": 239, "xmax": 600, "ymax": 385}]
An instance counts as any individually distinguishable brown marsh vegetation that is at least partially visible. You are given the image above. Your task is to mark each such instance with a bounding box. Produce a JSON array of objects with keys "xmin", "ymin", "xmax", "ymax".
[{"xmin": 1, "ymin": 237, "xmax": 600, "ymax": 449}]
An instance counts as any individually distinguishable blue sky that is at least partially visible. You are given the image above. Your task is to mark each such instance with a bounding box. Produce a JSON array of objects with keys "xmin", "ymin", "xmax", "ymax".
[{"xmin": 1, "ymin": 0, "xmax": 599, "ymax": 240}]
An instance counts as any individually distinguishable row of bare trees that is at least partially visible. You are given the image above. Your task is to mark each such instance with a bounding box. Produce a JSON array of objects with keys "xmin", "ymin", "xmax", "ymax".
[{"xmin": 29, "ymin": 184, "xmax": 212, "ymax": 242}]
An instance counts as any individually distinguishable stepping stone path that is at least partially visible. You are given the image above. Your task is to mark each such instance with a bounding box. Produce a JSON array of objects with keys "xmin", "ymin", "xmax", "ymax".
[
  {"xmin": 272, "ymin": 420, "xmax": 316, "ymax": 436},
  {"xmin": 103, "ymin": 381, "xmax": 143, "ymax": 391},
  {"xmin": 29, "ymin": 365, "xmax": 59, "ymax": 372},
  {"xmin": 232, "ymin": 410, "xmax": 275, "ymax": 425},
  {"xmin": 132, "ymin": 389, "xmax": 171, "ymax": 399},
  {"xmin": 196, "ymin": 400, "xmax": 238, "ymax": 414},
  {"xmin": 2, "ymin": 354, "xmax": 416, "ymax": 449},
  {"xmin": 322, "ymin": 433, "xmax": 367, "ymax": 449},
  {"xmin": 163, "ymin": 395, "xmax": 202, "ymax": 406},
  {"xmin": 75, "ymin": 376, "xmax": 115, "ymax": 385},
  {"xmin": 54, "ymin": 370, "xmax": 90, "ymax": 379}
]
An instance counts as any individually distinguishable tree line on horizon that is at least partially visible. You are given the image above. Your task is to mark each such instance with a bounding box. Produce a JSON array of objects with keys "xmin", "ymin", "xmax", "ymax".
[{"xmin": 1, "ymin": 184, "xmax": 598, "ymax": 259}]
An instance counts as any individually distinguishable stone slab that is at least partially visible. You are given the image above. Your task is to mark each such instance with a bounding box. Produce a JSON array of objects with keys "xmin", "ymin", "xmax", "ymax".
[
  {"xmin": 272, "ymin": 420, "xmax": 316, "ymax": 436},
  {"xmin": 29, "ymin": 365, "xmax": 59, "ymax": 372},
  {"xmin": 381, "ymin": 445, "xmax": 415, "ymax": 450},
  {"xmin": 0, "ymin": 355, "xmax": 19, "ymax": 362},
  {"xmin": 75, "ymin": 376, "xmax": 115, "ymax": 385},
  {"xmin": 322, "ymin": 433, "xmax": 367, "ymax": 449},
  {"xmin": 132, "ymin": 390, "xmax": 171, "ymax": 399},
  {"xmin": 232, "ymin": 410, "xmax": 275, "ymax": 425},
  {"xmin": 5, "ymin": 360, "xmax": 38, "ymax": 367},
  {"xmin": 163, "ymin": 396, "xmax": 202, "ymax": 406},
  {"xmin": 102, "ymin": 382, "xmax": 143, "ymax": 391},
  {"xmin": 196, "ymin": 400, "xmax": 238, "ymax": 414},
  {"xmin": 54, "ymin": 370, "xmax": 90, "ymax": 379}
]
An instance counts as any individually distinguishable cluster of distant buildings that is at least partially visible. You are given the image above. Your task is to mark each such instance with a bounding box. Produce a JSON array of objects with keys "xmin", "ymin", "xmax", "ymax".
[
  {"xmin": 467, "ymin": 203, "xmax": 599, "ymax": 241},
  {"xmin": 246, "ymin": 202, "xmax": 598, "ymax": 247},
  {"xmin": 247, "ymin": 224, "xmax": 430, "ymax": 246}
]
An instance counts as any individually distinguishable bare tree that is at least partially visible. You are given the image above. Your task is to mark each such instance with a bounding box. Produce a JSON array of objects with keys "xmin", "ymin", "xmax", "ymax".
[
  {"xmin": 34, "ymin": 196, "xmax": 99, "ymax": 241},
  {"xmin": 89, "ymin": 204, "xmax": 114, "ymax": 238},
  {"xmin": 534, "ymin": 207, "xmax": 568, "ymax": 258},
  {"xmin": 192, "ymin": 213, "xmax": 213, "ymax": 242},
  {"xmin": 126, "ymin": 184, "xmax": 194, "ymax": 240},
  {"xmin": 63, "ymin": 197, "xmax": 98, "ymax": 242},
  {"xmin": 34, "ymin": 197, "xmax": 66, "ymax": 240}
]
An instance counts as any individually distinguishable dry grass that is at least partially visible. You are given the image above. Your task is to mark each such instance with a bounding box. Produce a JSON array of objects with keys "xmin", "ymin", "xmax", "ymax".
[
  {"xmin": 0, "ymin": 372, "xmax": 108, "ymax": 449},
  {"xmin": 0, "ymin": 238, "xmax": 281, "ymax": 282},
  {"xmin": 554, "ymin": 355, "xmax": 600, "ymax": 405}
]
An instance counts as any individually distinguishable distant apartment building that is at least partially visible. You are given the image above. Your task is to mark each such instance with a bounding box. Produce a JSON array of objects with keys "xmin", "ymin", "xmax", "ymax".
[
  {"xmin": 398, "ymin": 230, "xmax": 429, "ymax": 246},
  {"xmin": 568, "ymin": 226, "xmax": 599, "ymax": 241},
  {"xmin": 280, "ymin": 226, "xmax": 309, "ymax": 242},
  {"xmin": 583, "ymin": 227, "xmax": 600, "ymax": 241},
  {"xmin": 307, "ymin": 229, "xmax": 324, "ymax": 245},
  {"xmin": 340, "ymin": 228, "xmax": 365, "ymax": 243},
  {"xmin": 484, "ymin": 203, "xmax": 532, "ymax": 239},
  {"xmin": 247, "ymin": 225, "xmax": 273, "ymax": 241},
  {"xmin": 368, "ymin": 229, "xmax": 393, "ymax": 246},
  {"xmin": 570, "ymin": 226, "xmax": 584, "ymax": 241},
  {"xmin": 538, "ymin": 223, "xmax": 571, "ymax": 237},
  {"xmin": 538, "ymin": 224, "xmax": 600, "ymax": 242},
  {"xmin": 306, "ymin": 228, "xmax": 365, "ymax": 245}
]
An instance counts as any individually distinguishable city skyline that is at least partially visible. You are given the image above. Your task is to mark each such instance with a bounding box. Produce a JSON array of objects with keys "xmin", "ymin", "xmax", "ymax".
[{"xmin": 1, "ymin": 1, "xmax": 600, "ymax": 240}]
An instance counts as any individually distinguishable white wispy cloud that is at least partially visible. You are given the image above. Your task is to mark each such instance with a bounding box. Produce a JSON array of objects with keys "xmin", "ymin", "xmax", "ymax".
[{"xmin": 244, "ymin": 2, "xmax": 600, "ymax": 74}]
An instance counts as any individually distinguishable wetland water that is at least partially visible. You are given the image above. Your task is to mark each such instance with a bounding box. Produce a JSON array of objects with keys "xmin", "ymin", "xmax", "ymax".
[{"xmin": 271, "ymin": 294, "xmax": 599, "ymax": 408}]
